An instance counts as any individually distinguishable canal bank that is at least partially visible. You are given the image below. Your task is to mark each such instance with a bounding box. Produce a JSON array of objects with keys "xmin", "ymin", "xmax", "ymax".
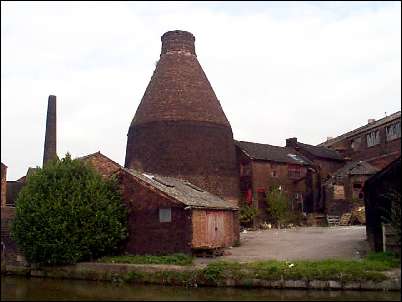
[{"xmin": 2, "ymin": 261, "xmax": 401, "ymax": 291}]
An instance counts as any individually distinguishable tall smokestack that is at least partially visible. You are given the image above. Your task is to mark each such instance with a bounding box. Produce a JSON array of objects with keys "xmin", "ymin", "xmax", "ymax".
[{"xmin": 43, "ymin": 95, "xmax": 57, "ymax": 166}]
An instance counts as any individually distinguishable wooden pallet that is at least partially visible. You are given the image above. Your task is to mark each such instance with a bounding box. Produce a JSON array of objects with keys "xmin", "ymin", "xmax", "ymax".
[
  {"xmin": 339, "ymin": 213, "xmax": 352, "ymax": 226},
  {"xmin": 326, "ymin": 215, "xmax": 340, "ymax": 226}
]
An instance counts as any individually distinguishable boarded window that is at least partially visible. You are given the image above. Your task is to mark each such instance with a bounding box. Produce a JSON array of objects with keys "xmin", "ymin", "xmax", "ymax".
[
  {"xmin": 333, "ymin": 185, "xmax": 345, "ymax": 200},
  {"xmin": 366, "ymin": 130, "xmax": 380, "ymax": 147},
  {"xmin": 386, "ymin": 122, "xmax": 401, "ymax": 142},
  {"xmin": 159, "ymin": 208, "xmax": 171, "ymax": 223}
]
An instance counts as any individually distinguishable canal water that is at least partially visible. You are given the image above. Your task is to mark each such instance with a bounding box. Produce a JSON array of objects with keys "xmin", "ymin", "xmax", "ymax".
[{"xmin": 1, "ymin": 276, "xmax": 401, "ymax": 301}]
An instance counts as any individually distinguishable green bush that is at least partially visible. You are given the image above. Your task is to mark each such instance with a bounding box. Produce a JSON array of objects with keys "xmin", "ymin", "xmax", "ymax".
[
  {"xmin": 265, "ymin": 186, "xmax": 291, "ymax": 227},
  {"xmin": 11, "ymin": 153, "xmax": 128, "ymax": 266},
  {"xmin": 239, "ymin": 203, "xmax": 258, "ymax": 225}
]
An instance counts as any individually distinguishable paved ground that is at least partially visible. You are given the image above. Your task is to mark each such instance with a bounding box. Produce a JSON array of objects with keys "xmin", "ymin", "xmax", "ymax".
[{"xmin": 194, "ymin": 226, "xmax": 369, "ymax": 265}]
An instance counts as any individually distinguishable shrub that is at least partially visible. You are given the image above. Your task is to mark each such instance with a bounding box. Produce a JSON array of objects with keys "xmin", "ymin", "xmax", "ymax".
[
  {"xmin": 265, "ymin": 186, "xmax": 291, "ymax": 227},
  {"xmin": 239, "ymin": 203, "xmax": 258, "ymax": 226},
  {"xmin": 11, "ymin": 153, "xmax": 128, "ymax": 265}
]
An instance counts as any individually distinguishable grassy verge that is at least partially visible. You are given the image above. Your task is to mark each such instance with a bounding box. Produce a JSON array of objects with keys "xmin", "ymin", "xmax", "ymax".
[
  {"xmin": 117, "ymin": 252, "xmax": 401, "ymax": 287},
  {"xmin": 198, "ymin": 252, "xmax": 400, "ymax": 284},
  {"xmin": 98, "ymin": 253, "xmax": 193, "ymax": 266}
]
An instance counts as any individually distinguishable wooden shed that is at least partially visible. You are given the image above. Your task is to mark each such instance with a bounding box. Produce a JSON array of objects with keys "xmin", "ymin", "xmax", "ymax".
[{"xmin": 363, "ymin": 157, "xmax": 400, "ymax": 253}]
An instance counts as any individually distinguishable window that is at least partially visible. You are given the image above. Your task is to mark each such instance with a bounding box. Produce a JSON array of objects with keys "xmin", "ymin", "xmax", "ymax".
[
  {"xmin": 271, "ymin": 170, "xmax": 277, "ymax": 177},
  {"xmin": 350, "ymin": 137, "xmax": 362, "ymax": 151},
  {"xmin": 386, "ymin": 122, "xmax": 401, "ymax": 142},
  {"xmin": 366, "ymin": 130, "xmax": 380, "ymax": 147},
  {"xmin": 288, "ymin": 165, "xmax": 301, "ymax": 179},
  {"xmin": 159, "ymin": 208, "xmax": 171, "ymax": 223},
  {"xmin": 353, "ymin": 183, "xmax": 362, "ymax": 189}
]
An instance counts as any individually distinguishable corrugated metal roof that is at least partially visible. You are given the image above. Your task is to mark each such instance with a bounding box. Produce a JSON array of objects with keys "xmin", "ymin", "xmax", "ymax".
[
  {"xmin": 235, "ymin": 140, "xmax": 313, "ymax": 165},
  {"xmin": 333, "ymin": 161, "xmax": 379, "ymax": 177},
  {"xmin": 318, "ymin": 111, "xmax": 401, "ymax": 147},
  {"xmin": 123, "ymin": 168, "xmax": 238, "ymax": 210}
]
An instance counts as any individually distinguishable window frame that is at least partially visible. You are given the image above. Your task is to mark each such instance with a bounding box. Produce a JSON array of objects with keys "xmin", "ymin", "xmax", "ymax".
[{"xmin": 159, "ymin": 208, "xmax": 172, "ymax": 223}]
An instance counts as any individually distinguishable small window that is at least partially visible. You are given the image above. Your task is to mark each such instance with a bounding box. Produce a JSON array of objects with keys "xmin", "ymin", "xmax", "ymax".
[
  {"xmin": 159, "ymin": 208, "xmax": 171, "ymax": 223},
  {"xmin": 271, "ymin": 170, "xmax": 277, "ymax": 177},
  {"xmin": 366, "ymin": 130, "xmax": 380, "ymax": 147},
  {"xmin": 386, "ymin": 122, "xmax": 401, "ymax": 142},
  {"xmin": 353, "ymin": 183, "xmax": 362, "ymax": 189},
  {"xmin": 288, "ymin": 165, "xmax": 301, "ymax": 179}
]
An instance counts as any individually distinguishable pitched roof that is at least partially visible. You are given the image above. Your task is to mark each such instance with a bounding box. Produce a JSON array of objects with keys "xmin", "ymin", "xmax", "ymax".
[
  {"xmin": 235, "ymin": 140, "xmax": 313, "ymax": 165},
  {"xmin": 332, "ymin": 161, "xmax": 379, "ymax": 178},
  {"xmin": 318, "ymin": 111, "xmax": 401, "ymax": 147},
  {"xmin": 364, "ymin": 157, "xmax": 401, "ymax": 188},
  {"xmin": 296, "ymin": 142, "xmax": 344, "ymax": 161},
  {"xmin": 76, "ymin": 151, "xmax": 122, "ymax": 168},
  {"xmin": 123, "ymin": 168, "xmax": 238, "ymax": 210}
]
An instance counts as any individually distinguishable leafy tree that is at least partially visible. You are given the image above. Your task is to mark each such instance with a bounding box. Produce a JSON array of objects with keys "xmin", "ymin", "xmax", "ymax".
[{"xmin": 11, "ymin": 153, "xmax": 128, "ymax": 265}]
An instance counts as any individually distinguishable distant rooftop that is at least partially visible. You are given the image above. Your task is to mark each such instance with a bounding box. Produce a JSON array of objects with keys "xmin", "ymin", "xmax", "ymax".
[
  {"xmin": 318, "ymin": 111, "xmax": 401, "ymax": 147},
  {"xmin": 331, "ymin": 160, "xmax": 379, "ymax": 178},
  {"xmin": 235, "ymin": 140, "xmax": 313, "ymax": 165}
]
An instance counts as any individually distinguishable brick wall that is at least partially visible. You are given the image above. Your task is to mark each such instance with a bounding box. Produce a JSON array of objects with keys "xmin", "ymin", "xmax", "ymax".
[
  {"xmin": 1, "ymin": 164, "xmax": 6, "ymax": 207},
  {"xmin": 327, "ymin": 119, "xmax": 401, "ymax": 170},
  {"xmin": 1, "ymin": 206, "xmax": 26, "ymax": 265},
  {"xmin": 117, "ymin": 170, "xmax": 193, "ymax": 255},
  {"xmin": 125, "ymin": 121, "xmax": 240, "ymax": 206}
]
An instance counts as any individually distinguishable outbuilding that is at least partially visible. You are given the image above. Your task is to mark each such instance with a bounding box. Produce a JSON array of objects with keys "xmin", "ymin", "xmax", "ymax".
[{"xmin": 80, "ymin": 152, "xmax": 239, "ymax": 255}]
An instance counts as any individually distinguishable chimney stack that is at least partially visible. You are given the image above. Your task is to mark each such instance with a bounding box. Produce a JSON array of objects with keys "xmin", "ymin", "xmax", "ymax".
[
  {"xmin": 161, "ymin": 30, "xmax": 196, "ymax": 56},
  {"xmin": 368, "ymin": 118, "xmax": 375, "ymax": 124},
  {"xmin": 286, "ymin": 137, "xmax": 298, "ymax": 148},
  {"xmin": 43, "ymin": 95, "xmax": 57, "ymax": 166}
]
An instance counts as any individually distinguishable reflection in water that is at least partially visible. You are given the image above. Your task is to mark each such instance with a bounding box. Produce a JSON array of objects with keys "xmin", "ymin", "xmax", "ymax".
[{"xmin": 1, "ymin": 276, "xmax": 401, "ymax": 301}]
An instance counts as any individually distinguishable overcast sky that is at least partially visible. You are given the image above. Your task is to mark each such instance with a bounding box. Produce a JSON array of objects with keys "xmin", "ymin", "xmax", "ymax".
[{"xmin": 1, "ymin": 1, "xmax": 401, "ymax": 180}]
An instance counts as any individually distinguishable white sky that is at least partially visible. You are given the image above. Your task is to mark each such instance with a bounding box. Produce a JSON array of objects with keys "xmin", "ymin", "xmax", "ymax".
[{"xmin": 1, "ymin": 1, "xmax": 401, "ymax": 180}]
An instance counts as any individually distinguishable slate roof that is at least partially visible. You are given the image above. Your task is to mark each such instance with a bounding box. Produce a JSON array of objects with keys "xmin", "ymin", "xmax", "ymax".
[
  {"xmin": 123, "ymin": 168, "xmax": 238, "ymax": 211},
  {"xmin": 332, "ymin": 161, "xmax": 379, "ymax": 178},
  {"xmin": 318, "ymin": 111, "xmax": 401, "ymax": 147},
  {"xmin": 235, "ymin": 141, "xmax": 313, "ymax": 165},
  {"xmin": 295, "ymin": 142, "xmax": 344, "ymax": 161}
]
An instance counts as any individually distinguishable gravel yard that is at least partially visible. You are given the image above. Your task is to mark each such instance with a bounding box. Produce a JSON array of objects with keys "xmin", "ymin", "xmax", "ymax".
[{"xmin": 195, "ymin": 226, "xmax": 369, "ymax": 265}]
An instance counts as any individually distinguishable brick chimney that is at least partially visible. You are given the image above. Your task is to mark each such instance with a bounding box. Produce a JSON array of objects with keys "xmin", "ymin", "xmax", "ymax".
[
  {"xmin": 286, "ymin": 137, "xmax": 298, "ymax": 148},
  {"xmin": 161, "ymin": 30, "xmax": 196, "ymax": 56},
  {"xmin": 43, "ymin": 95, "xmax": 57, "ymax": 166}
]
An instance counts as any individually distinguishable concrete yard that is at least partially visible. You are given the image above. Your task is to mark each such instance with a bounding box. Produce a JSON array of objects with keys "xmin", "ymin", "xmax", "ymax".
[{"xmin": 194, "ymin": 226, "xmax": 369, "ymax": 265}]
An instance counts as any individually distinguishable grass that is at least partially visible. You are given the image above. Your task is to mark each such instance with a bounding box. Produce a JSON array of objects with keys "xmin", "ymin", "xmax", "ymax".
[
  {"xmin": 198, "ymin": 252, "xmax": 400, "ymax": 284},
  {"xmin": 98, "ymin": 253, "xmax": 193, "ymax": 266},
  {"xmin": 100, "ymin": 251, "xmax": 400, "ymax": 286}
]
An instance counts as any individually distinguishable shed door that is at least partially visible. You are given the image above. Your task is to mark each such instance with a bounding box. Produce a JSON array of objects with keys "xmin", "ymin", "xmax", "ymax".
[{"xmin": 206, "ymin": 211, "xmax": 225, "ymax": 247}]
